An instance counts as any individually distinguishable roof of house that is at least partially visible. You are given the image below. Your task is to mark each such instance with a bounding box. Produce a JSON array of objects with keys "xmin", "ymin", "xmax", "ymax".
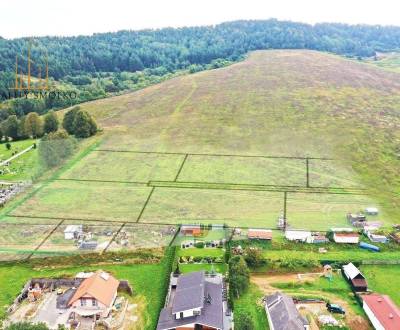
[
  {"xmin": 362, "ymin": 294, "xmax": 400, "ymax": 330},
  {"xmin": 266, "ymin": 292, "xmax": 309, "ymax": 330},
  {"xmin": 343, "ymin": 263, "xmax": 365, "ymax": 280},
  {"xmin": 334, "ymin": 233, "xmax": 359, "ymax": 238},
  {"xmin": 157, "ymin": 271, "xmax": 224, "ymax": 330},
  {"xmin": 172, "ymin": 271, "xmax": 205, "ymax": 314},
  {"xmin": 331, "ymin": 227, "xmax": 354, "ymax": 232},
  {"xmin": 64, "ymin": 225, "xmax": 82, "ymax": 233},
  {"xmin": 248, "ymin": 229, "xmax": 272, "ymax": 240},
  {"xmin": 285, "ymin": 230, "xmax": 311, "ymax": 239},
  {"xmin": 68, "ymin": 271, "xmax": 119, "ymax": 307}
]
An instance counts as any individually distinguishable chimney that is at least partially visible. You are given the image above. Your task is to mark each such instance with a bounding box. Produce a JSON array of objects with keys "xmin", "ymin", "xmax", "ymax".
[{"xmin": 389, "ymin": 313, "xmax": 394, "ymax": 319}]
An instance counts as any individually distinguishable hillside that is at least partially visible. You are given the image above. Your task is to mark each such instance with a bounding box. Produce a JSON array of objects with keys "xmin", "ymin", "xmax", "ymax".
[{"xmin": 74, "ymin": 50, "xmax": 400, "ymax": 219}]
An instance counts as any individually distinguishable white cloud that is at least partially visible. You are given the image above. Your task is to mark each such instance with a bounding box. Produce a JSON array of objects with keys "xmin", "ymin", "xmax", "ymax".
[{"xmin": 1, "ymin": 0, "xmax": 399, "ymax": 38}]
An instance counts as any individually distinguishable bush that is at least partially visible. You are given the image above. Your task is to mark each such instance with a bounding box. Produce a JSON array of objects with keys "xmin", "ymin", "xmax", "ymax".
[{"xmin": 195, "ymin": 241, "xmax": 204, "ymax": 248}]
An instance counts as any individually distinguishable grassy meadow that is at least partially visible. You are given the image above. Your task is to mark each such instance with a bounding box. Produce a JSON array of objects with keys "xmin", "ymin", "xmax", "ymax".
[
  {"xmin": 361, "ymin": 265, "xmax": 400, "ymax": 305},
  {"xmin": 0, "ymin": 50, "xmax": 400, "ymax": 261}
]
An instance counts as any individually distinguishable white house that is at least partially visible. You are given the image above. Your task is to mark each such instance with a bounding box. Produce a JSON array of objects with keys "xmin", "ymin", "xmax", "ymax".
[
  {"xmin": 64, "ymin": 225, "xmax": 83, "ymax": 240},
  {"xmin": 285, "ymin": 230, "xmax": 311, "ymax": 242},
  {"xmin": 362, "ymin": 294, "xmax": 400, "ymax": 330}
]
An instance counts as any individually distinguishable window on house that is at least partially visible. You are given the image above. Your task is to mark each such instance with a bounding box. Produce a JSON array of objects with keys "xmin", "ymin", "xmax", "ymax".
[
  {"xmin": 92, "ymin": 299, "xmax": 97, "ymax": 306},
  {"xmin": 180, "ymin": 312, "xmax": 183, "ymax": 319},
  {"xmin": 81, "ymin": 299, "xmax": 86, "ymax": 306}
]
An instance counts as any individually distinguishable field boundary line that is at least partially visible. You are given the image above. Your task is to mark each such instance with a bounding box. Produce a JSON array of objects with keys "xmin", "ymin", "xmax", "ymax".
[
  {"xmin": 26, "ymin": 219, "xmax": 65, "ymax": 260},
  {"xmin": 168, "ymin": 224, "xmax": 182, "ymax": 247},
  {"xmin": 94, "ymin": 149, "xmax": 333, "ymax": 160},
  {"xmin": 136, "ymin": 187, "xmax": 156, "ymax": 222},
  {"xmin": 148, "ymin": 181, "xmax": 367, "ymax": 195},
  {"xmin": 55, "ymin": 178, "xmax": 148, "ymax": 185},
  {"xmin": 103, "ymin": 222, "xmax": 127, "ymax": 253},
  {"xmin": 174, "ymin": 154, "xmax": 188, "ymax": 181}
]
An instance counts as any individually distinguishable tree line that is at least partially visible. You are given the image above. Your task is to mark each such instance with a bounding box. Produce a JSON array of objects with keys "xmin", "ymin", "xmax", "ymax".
[
  {"xmin": 1, "ymin": 19, "xmax": 400, "ymax": 81},
  {"xmin": 0, "ymin": 106, "xmax": 97, "ymax": 141}
]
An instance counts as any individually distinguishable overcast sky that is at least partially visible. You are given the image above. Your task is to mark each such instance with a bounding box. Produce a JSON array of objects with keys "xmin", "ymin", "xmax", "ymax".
[{"xmin": 1, "ymin": 0, "xmax": 400, "ymax": 39}]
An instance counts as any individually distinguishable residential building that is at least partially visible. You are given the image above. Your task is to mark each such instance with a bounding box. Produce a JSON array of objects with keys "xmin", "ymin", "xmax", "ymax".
[
  {"xmin": 362, "ymin": 294, "xmax": 400, "ymax": 330},
  {"xmin": 333, "ymin": 232, "xmax": 359, "ymax": 244},
  {"xmin": 248, "ymin": 229, "xmax": 272, "ymax": 240},
  {"xmin": 156, "ymin": 271, "xmax": 231, "ymax": 330},
  {"xmin": 285, "ymin": 230, "xmax": 311, "ymax": 242},
  {"xmin": 265, "ymin": 292, "xmax": 309, "ymax": 330},
  {"xmin": 342, "ymin": 263, "xmax": 368, "ymax": 292},
  {"xmin": 68, "ymin": 271, "xmax": 119, "ymax": 318},
  {"xmin": 64, "ymin": 225, "xmax": 83, "ymax": 240},
  {"xmin": 180, "ymin": 225, "xmax": 202, "ymax": 236}
]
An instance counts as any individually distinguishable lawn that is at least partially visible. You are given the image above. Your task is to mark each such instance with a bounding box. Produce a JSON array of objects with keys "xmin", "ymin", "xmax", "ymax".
[
  {"xmin": 234, "ymin": 284, "xmax": 269, "ymax": 330},
  {"xmin": 361, "ymin": 265, "xmax": 400, "ymax": 305},
  {"xmin": 60, "ymin": 150, "xmax": 184, "ymax": 183},
  {"xmin": 0, "ymin": 139, "xmax": 38, "ymax": 181},
  {"xmin": 10, "ymin": 180, "xmax": 153, "ymax": 222},
  {"xmin": 178, "ymin": 263, "xmax": 227, "ymax": 274},
  {"xmin": 177, "ymin": 247, "xmax": 225, "ymax": 258},
  {"xmin": 0, "ymin": 258, "xmax": 173, "ymax": 329}
]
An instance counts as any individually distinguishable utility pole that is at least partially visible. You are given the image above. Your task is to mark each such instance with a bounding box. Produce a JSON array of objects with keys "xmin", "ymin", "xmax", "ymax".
[{"xmin": 283, "ymin": 191, "xmax": 288, "ymax": 230}]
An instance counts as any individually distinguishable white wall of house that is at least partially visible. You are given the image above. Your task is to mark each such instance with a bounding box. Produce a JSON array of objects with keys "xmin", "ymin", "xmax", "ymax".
[
  {"xmin": 363, "ymin": 303, "xmax": 385, "ymax": 330},
  {"xmin": 333, "ymin": 235, "xmax": 359, "ymax": 244}
]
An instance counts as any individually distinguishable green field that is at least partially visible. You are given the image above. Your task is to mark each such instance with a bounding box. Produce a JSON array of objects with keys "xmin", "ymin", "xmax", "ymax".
[
  {"xmin": 10, "ymin": 180, "xmax": 152, "ymax": 222},
  {"xmin": 61, "ymin": 150, "xmax": 185, "ymax": 183},
  {"xmin": 287, "ymin": 192, "xmax": 384, "ymax": 230},
  {"xmin": 361, "ymin": 265, "xmax": 400, "ymax": 305},
  {"xmin": 1, "ymin": 50, "xmax": 400, "ymax": 260}
]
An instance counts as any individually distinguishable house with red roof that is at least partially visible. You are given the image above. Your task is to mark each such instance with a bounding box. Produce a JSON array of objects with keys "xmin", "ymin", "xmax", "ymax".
[
  {"xmin": 248, "ymin": 229, "xmax": 272, "ymax": 240},
  {"xmin": 68, "ymin": 271, "xmax": 120, "ymax": 318},
  {"xmin": 362, "ymin": 294, "xmax": 400, "ymax": 330}
]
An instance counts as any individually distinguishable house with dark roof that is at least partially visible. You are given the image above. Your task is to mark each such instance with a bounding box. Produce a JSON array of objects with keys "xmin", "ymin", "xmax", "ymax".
[
  {"xmin": 342, "ymin": 263, "xmax": 368, "ymax": 292},
  {"xmin": 362, "ymin": 294, "xmax": 400, "ymax": 330},
  {"xmin": 156, "ymin": 271, "xmax": 231, "ymax": 330},
  {"xmin": 265, "ymin": 292, "xmax": 309, "ymax": 330}
]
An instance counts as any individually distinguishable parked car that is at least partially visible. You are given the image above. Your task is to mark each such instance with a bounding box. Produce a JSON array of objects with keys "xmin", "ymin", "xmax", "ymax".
[{"xmin": 326, "ymin": 303, "xmax": 345, "ymax": 314}]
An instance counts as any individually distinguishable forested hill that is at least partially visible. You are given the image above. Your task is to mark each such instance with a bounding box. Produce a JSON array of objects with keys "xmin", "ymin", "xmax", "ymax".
[{"xmin": 1, "ymin": 19, "xmax": 400, "ymax": 80}]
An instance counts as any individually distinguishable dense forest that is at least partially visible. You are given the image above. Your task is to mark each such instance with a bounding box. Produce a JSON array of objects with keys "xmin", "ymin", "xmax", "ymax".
[{"xmin": 0, "ymin": 19, "xmax": 399, "ymax": 116}]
